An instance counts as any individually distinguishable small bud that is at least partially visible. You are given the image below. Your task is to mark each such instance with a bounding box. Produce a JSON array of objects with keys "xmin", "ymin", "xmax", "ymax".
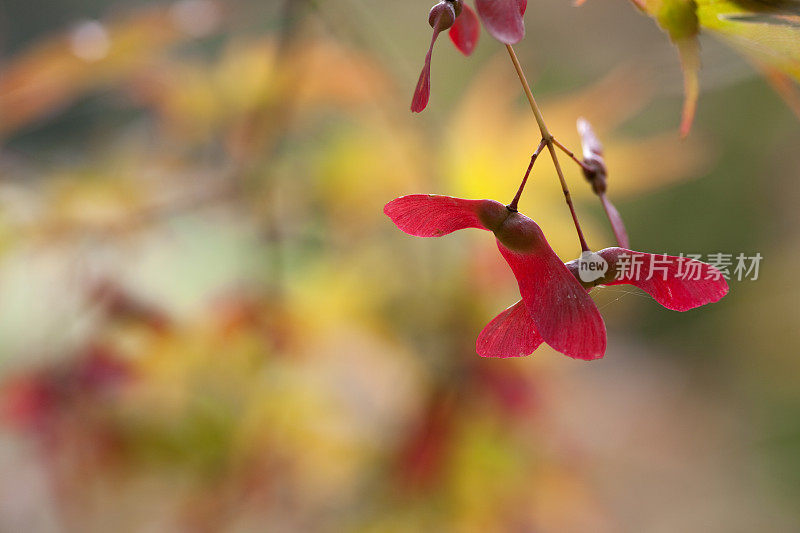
[{"xmin": 429, "ymin": 2, "xmax": 457, "ymax": 32}]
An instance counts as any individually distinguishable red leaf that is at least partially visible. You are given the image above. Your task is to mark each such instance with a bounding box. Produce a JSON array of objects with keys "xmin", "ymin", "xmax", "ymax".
[
  {"xmin": 383, "ymin": 195, "xmax": 504, "ymax": 237},
  {"xmin": 449, "ymin": 3, "xmax": 480, "ymax": 56},
  {"xmin": 600, "ymin": 248, "xmax": 729, "ymax": 311},
  {"xmin": 477, "ymin": 300, "xmax": 543, "ymax": 357},
  {"xmin": 497, "ymin": 239, "xmax": 607, "ymax": 360},
  {"xmin": 475, "ymin": 0, "xmax": 526, "ymax": 45}
]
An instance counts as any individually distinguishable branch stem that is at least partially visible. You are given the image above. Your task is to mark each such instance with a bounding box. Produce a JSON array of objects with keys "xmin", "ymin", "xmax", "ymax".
[
  {"xmin": 508, "ymin": 138, "xmax": 547, "ymax": 212},
  {"xmin": 505, "ymin": 44, "xmax": 590, "ymax": 252},
  {"xmin": 553, "ymin": 138, "xmax": 592, "ymax": 173}
]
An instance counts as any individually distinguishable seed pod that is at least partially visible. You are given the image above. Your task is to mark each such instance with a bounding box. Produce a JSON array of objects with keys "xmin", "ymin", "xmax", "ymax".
[
  {"xmin": 429, "ymin": 1, "xmax": 457, "ymax": 32},
  {"xmin": 475, "ymin": 200, "xmax": 510, "ymax": 232},
  {"xmin": 493, "ymin": 212, "xmax": 547, "ymax": 254}
]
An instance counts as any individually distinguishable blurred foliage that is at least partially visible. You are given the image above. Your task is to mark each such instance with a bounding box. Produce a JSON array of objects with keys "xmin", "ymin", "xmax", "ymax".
[
  {"xmin": 0, "ymin": 0, "xmax": 799, "ymax": 532},
  {"xmin": 623, "ymin": 0, "xmax": 800, "ymax": 133}
]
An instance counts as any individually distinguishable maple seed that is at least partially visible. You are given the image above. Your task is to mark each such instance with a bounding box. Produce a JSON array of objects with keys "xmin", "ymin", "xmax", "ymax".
[
  {"xmin": 429, "ymin": 2, "xmax": 457, "ymax": 31},
  {"xmin": 564, "ymin": 248, "xmax": 729, "ymax": 312},
  {"xmin": 384, "ymin": 195, "xmax": 607, "ymax": 360}
]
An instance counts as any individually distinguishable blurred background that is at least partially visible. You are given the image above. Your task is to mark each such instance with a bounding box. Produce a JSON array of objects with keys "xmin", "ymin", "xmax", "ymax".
[{"xmin": 0, "ymin": 0, "xmax": 799, "ymax": 531}]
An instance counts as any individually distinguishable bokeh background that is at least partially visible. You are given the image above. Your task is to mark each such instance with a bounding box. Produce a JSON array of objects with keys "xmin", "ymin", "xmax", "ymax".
[{"xmin": 0, "ymin": 0, "xmax": 799, "ymax": 531}]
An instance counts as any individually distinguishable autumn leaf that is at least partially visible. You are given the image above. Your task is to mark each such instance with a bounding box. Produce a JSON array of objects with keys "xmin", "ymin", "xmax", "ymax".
[
  {"xmin": 611, "ymin": 0, "xmax": 800, "ymax": 133},
  {"xmin": 629, "ymin": 0, "xmax": 701, "ymax": 137}
]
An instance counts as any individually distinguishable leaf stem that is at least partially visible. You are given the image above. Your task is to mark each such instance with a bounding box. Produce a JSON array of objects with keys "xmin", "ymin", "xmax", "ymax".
[
  {"xmin": 552, "ymin": 138, "xmax": 592, "ymax": 173},
  {"xmin": 505, "ymin": 44, "xmax": 589, "ymax": 252},
  {"xmin": 508, "ymin": 138, "xmax": 547, "ymax": 212}
]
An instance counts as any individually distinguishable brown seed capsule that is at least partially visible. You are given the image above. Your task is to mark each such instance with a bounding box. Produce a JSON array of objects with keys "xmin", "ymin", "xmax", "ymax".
[
  {"xmin": 582, "ymin": 159, "xmax": 607, "ymax": 194},
  {"xmin": 476, "ymin": 200, "xmax": 510, "ymax": 233},
  {"xmin": 429, "ymin": 1, "xmax": 457, "ymax": 32},
  {"xmin": 494, "ymin": 211, "xmax": 547, "ymax": 254}
]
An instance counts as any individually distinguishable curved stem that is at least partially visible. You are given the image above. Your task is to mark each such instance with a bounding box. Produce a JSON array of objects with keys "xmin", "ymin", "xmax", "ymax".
[{"xmin": 505, "ymin": 45, "xmax": 590, "ymax": 252}]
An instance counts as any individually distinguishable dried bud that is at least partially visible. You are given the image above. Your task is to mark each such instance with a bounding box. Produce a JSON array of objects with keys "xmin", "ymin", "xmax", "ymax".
[
  {"xmin": 429, "ymin": 2, "xmax": 457, "ymax": 32},
  {"xmin": 582, "ymin": 160, "xmax": 607, "ymax": 194}
]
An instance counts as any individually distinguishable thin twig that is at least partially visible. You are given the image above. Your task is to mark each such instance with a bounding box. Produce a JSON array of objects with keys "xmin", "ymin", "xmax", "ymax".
[
  {"xmin": 505, "ymin": 45, "xmax": 589, "ymax": 252},
  {"xmin": 552, "ymin": 138, "xmax": 592, "ymax": 173},
  {"xmin": 508, "ymin": 138, "xmax": 547, "ymax": 211}
]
